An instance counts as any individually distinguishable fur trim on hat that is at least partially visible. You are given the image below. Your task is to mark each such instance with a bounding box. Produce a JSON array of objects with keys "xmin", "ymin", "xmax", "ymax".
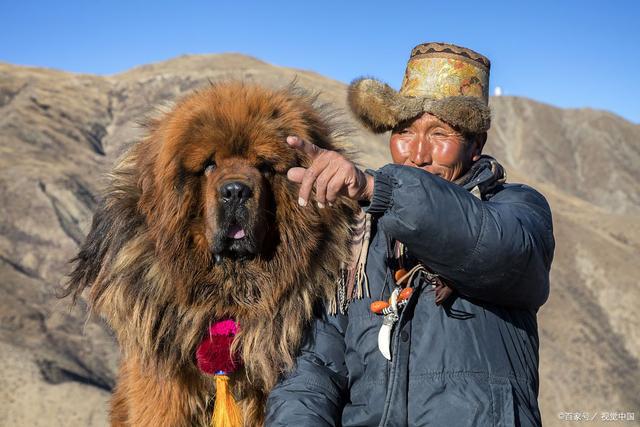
[{"xmin": 348, "ymin": 77, "xmax": 491, "ymax": 134}]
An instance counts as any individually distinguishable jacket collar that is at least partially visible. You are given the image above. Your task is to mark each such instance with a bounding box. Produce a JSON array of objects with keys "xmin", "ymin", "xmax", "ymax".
[{"xmin": 454, "ymin": 155, "xmax": 506, "ymax": 199}]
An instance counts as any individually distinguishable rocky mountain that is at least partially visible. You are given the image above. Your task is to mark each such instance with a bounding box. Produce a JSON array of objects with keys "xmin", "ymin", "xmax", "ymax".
[{"xmin": 0, "ymin": 54, "xmax": 638, "ymax": 426}]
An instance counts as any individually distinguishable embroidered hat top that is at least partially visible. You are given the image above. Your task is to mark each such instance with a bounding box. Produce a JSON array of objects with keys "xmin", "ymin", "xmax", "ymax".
[{"xmin": 401, "ymin": 42, "xmax": 490, "ymax": 102}]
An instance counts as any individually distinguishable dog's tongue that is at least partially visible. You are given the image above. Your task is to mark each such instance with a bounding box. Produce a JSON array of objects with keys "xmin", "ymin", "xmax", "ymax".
[{"xmin": 227, "ymin": 224, "xmax": 246, "ymax": 239}]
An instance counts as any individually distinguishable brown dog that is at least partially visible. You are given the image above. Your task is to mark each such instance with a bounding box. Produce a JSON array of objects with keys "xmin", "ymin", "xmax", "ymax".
[{"xmin": 63, "ymin": 82, "xmax": 358, "ymax": 426}]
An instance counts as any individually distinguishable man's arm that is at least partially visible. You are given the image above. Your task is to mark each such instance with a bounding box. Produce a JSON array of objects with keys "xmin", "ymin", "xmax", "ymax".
[
  {"xmin": 365, "ymin": 164, "xmax": 555, "ymax": 310},
  {"xmin": 282, "ymin": 136, "xmax": 553, "ymax": 309},
  {"xmin": 265, "ymin": 308, "xmax": 348, "ymax": 426}
]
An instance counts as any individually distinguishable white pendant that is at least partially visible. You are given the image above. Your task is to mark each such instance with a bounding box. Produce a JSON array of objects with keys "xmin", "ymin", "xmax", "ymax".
[
  {"xmin": 377, "ymin": 287, "xmax": 400, "ymax": 361},
  {"xmin": 377, "ymin": 318, "xmax": 393, "ymax": 360}
]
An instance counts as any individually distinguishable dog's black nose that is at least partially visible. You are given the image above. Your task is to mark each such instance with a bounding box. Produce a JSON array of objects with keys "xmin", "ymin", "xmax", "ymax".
[{"xmin": 220, "ymin": 181, "xmax": 253, "ymax": 203}]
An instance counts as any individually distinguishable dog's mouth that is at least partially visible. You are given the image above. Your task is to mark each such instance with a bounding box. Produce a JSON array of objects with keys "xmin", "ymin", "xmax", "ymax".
[
  {"xmin": 208, "ymin": 191, "xmax": 273, "ymax": 263},
  {"xmin": 226, "ymin": 223, "xmax": 246, "ymax": 240},
  {"xmin": 212, "ymin": 220, "xmax": 257, "ymax": 261}
]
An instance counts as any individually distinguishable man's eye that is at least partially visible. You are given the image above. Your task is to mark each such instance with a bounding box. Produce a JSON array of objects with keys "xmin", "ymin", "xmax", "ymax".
[{"xmin": 432, "ymin": 131, "xmax": 453, "ymax": 138}]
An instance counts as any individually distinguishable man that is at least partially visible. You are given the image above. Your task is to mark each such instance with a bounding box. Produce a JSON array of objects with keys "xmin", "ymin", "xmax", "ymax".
[{"xmin": 266, "ymin": 42, "xmax": 554, "ymax": 426}]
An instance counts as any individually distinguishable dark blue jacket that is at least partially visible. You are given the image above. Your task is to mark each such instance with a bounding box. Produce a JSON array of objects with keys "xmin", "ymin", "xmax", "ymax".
[{"xmin": 265, "ymin": 164, "xmax": 555, "ymax": 427}]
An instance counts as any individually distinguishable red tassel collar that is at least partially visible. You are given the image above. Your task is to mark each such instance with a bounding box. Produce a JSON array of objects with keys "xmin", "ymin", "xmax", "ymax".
[{"xmin": 196, "ymin": 319, "xmax": 241, "ymax": 375}]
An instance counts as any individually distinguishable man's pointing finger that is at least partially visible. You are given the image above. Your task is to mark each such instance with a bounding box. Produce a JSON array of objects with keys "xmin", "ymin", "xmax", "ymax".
[{"xmin": 286, "ymin": 136, "xmax": 323, "ymax": 159}]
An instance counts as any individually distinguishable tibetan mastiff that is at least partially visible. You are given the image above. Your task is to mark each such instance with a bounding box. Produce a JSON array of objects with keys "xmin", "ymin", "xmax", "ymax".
[{"xmin": 64, "ymin": 82, "xmax": 358, "ymax": 426}]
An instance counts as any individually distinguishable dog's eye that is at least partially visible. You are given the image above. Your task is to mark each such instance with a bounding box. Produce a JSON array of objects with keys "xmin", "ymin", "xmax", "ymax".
[
  {"xmin": 203, "ymin": 160, "xmax": 217, "ymax": 175},
  {"xmin": 257, "ymin": 161, "xmax": 275, "ymax": 176}
]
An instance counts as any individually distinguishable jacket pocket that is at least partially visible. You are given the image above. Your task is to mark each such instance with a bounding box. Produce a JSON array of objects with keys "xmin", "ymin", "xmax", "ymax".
[
  {"xmin": 408, "ymin": 378, "xmax": 481, "ymax": 426},
  {"xmin": 489, "ymin": 381, "xmax": 515, "ymax": 427},
  {"xmin": 408, "ymin": 374, "xmax": 516, "ymax": 427}
]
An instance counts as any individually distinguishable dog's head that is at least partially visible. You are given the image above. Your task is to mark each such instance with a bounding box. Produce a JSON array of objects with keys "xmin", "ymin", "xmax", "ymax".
[
  {"xmin": 126, "ymin": 82, "xmax": 352, "ymax": 310},
  {"xmin": 154, "ymin": 86, "xmax": 296, "ymax": 262}
]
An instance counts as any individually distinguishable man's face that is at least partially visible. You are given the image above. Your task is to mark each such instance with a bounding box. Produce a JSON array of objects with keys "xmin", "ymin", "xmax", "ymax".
[{"xmin": 389, "ymin": 112, "xmax": 483, "ymax": 182}]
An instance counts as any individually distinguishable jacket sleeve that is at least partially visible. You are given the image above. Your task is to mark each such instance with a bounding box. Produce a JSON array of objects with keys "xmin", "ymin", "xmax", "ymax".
[
  {"xmin": 265, "ymin": 308, "xmax": 348, "ymax": 426},
  {"xmin": 365, "ymin": 164, "xmax": 555, "ymax": 310}
]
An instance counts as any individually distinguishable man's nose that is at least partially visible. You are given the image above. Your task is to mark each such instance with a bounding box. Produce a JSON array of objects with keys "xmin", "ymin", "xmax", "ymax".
[
  {"xmin": 220, "ymin": 181, "xmax": 253, "ymax": 204},
  {"xmin": 409, "ymin": 137, "xmax": 432, "ymax": 166}
]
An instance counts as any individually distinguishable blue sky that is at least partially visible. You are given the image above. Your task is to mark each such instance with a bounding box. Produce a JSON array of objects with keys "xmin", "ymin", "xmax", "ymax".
[{"xmin": 2, "ymin": 0, "xmax": 639, "ymax": 123}]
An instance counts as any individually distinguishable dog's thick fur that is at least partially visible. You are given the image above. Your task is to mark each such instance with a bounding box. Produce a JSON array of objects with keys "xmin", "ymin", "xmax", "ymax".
[{"xmin": 64, "ymin": 82, "xmax": 358, "ymax": 426}]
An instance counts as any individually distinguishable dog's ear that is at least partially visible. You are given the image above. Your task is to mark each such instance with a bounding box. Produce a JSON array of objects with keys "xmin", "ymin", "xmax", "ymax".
[
  {"xmin": 136, "ymin": 146, "xmax": 200, "ymax": 267},
  {"xmin": 60, "ymin": 154, "xmax": 143, "ymax": 305}
]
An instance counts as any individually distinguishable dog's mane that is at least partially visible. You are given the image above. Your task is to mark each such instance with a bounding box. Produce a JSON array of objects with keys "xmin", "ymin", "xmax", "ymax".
[{"xmin": 62, "ymin": 81, "xmax": 358, "ymax": 423}]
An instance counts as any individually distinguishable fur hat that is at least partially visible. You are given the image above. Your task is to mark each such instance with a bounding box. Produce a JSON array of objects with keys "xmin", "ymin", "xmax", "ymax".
[{"xmin": 348, "ymin": 42, "xmax": 491, "ymax": 134}]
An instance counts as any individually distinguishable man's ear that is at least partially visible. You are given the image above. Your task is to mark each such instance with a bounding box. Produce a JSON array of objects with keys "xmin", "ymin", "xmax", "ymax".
[{"xmin": 471, "ymin": 132, "xmax": 487, "ymax": 162}]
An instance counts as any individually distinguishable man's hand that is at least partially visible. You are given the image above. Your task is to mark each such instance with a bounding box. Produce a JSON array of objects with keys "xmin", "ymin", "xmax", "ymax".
[{"xmin": 286, "ymin": 136, "xmax": 374, "ymax": 208}]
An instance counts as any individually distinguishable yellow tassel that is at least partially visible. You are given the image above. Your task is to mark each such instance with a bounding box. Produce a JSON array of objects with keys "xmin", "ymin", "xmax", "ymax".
[{"xmin": 212, "ymin": 375, "xmax": 242, "ymax": 427}]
